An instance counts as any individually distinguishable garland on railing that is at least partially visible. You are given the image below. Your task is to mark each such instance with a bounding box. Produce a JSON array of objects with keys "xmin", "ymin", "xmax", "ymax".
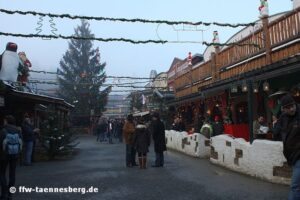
[
  {"xmin": 0, "ymin": 9, "xmax": 255, "ymax": 28},
  {"xmin": 202, "ymin": 41, "xmax": 261, "ymax": 48}
]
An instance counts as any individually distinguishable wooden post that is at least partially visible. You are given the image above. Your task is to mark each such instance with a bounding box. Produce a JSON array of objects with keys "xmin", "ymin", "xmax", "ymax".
[
  {"xmin": 247, "ymin": 80, "xmax": 254, "ymax": 144},
  {"xmin": 262, "ymin": 16, "xmax": 272, "ymax": 65},
  {"xmin": 190, "ymin": 63, "xmax": 193, "ymax": 95},
  {"xmin": 215, "ymin": 46, "xmax": 220, "ymax": 80},
  {"xmin": 211, "ymin": 52, "xmax": 217, "ymax": 82}
]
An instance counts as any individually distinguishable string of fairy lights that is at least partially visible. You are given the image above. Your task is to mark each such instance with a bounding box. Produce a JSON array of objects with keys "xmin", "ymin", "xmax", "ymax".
[{"xmin": 29, "ymin": 70, "xmax": 167, "ymax": 80}]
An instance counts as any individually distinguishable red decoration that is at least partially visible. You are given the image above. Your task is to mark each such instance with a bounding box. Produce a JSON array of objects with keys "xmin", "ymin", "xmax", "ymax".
[
  {"xmin": 188, "ymin": 52, "xmax": 192, "ymax": 65},
  {"xmin": 268, "ymin": 99, "xmax": 275, "ymax": 109}
]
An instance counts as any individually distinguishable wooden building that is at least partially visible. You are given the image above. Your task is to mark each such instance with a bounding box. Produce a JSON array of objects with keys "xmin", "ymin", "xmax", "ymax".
[
  {"xmin": 168, "ymin": 8, "xmax": 300, "ymax": 142},
  {"xmin": 0, "ymin": 81, "xmax": 73, "ymax": 128}
]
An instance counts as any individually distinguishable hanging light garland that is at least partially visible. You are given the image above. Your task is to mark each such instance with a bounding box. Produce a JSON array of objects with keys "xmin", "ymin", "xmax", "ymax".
[
  {"xmin": 0, "ymin": 31, "xmax": 260, "ymax": 47},
  {"xmin": 0, "ymin": 9, "xmax": 255, "ymax": 28}
]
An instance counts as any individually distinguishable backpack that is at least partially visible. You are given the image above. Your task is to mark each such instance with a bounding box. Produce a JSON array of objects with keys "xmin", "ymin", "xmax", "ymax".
[
  {"xmin": 201, "ymin": 124, "xmax": 212, "ymax": 138},
  {"xmin": 3, "ymin": 130, "xmax": 22, "ymax": 155}
]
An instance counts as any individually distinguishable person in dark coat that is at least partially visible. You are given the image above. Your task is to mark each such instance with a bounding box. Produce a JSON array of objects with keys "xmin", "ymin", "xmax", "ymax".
[
  {"xmin": 0, "ymin": 115, "xmax": 22, "ymax": 200},
  {"xmin": 271, "ymin": 114, "xmax": 282, "ymax": 141},
  {"xmin": 212, "ymin": 116, "xmax": 224, "ymax": 136},
  {"xmin": 97, "ymin": 117, "xmax": 108, "ymax": 142},
  {"xmin": 151, "ymin": 112, "xmax": 166, "ymax": 167},
  {"xmin": 21, "ymin": 115, "xmax": 35, "ymax": 166},
  {"xmin": 133, "ymin": 119, "xmax": 151, "ymax": 169},
  {"xmin": 278, "ymin": 94, "xmax": 300, "ymax": 199}
]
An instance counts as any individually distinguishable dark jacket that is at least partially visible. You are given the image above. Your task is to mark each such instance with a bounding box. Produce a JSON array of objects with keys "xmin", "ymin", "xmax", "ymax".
[
  {"xmin": 272, "ymin": 120, "xmax": 282, "ymax": 141},
  {"xmin": 151, "ymin": 120, "xmax": 166, "ymax": 152},
  {"xmin": 0, "ymin": 124, "xmax": 22, "ymax": 160},
  {"xmin": 280, "ymin": 105, "xmax": 300, "ymax": 165},
  {"xmin": 133, "ymin": 124, "xmax": 151, "ymax": 154},
  {"xmin": 212, "ymin": 122, "xmax": 224, "ymax": 136},
  {"xmin": 21, "ymin": 121, "xmax": 35, "ymax": 142}
]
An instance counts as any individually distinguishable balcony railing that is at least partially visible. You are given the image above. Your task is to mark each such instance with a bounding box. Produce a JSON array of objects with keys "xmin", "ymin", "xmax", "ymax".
[{"xmin": 174, "ymin": 8, "xmax": 300, "ymax": 98}]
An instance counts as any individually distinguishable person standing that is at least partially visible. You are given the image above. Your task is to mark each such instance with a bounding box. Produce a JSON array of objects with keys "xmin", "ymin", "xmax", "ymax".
[
  {"xmin": 21, "ymin": 115, "xmax": 35, "ymax": 166},
  {"xmin": 212, "ymin": 116, "xmax": 224, "ymax": 136},
  {"xmin": 278, "ymin": 94, "xmax": 300, "ymax": 200},
  {"xmin": 200, "ymin": 119, "xmax": 213, "ymax": 138},
  {"xmin": 123, "ymin": 114, "xmax": 136, "ymax": 167},
  {"xmin": 97, "ymin": 117, "xmax": 107, "ymax": 142},
  {"xmin": 0, "ymin": 115, "xmax": 23, "ymax": 200},
  {"xmin": 151, "ymin": 112, "xmax": 166, "ymax": 167},
  {"xmin": 108, "ymin": 119, "xmax": 113, "ymax": 144},
  {"xmin": 133, "ymin": 118, "xmax": 151, "ymax": 169},
  {"xmin": 253, "ymin": 115, "xmax": 268, "ymax": 139},
  {"xmin": 271, "ymin": 114, "xmax": 282, "ymax": 141}
]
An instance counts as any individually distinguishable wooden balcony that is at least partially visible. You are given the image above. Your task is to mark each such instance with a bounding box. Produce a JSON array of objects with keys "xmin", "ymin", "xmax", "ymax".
[{"xmin": 174, "ymin": 8, "xmax": 300, "ymax": 98}]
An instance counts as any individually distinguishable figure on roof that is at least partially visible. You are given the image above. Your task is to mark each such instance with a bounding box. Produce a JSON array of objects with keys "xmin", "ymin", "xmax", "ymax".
[
  {"xmin": 17, "ymin": 52, "xmax": 32, "ymax": 85},
  {"xmin": 259, "ymin": 0, "xmax": 269, "ymax": 17},
  {"xmin": 0, "ymin": 42, "xmax": 20, "ymax": 83}
]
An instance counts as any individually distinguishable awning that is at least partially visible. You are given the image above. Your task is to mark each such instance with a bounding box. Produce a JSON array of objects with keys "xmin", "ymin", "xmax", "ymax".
[{"xmin": 133, "ymin": 111, "xmax": 150, "ymax": 117}]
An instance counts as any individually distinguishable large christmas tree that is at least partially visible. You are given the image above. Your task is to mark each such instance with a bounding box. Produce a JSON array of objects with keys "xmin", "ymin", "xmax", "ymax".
[{"xmin": 58, "ymin": 20, "xmax": 110, "ymax": 126}]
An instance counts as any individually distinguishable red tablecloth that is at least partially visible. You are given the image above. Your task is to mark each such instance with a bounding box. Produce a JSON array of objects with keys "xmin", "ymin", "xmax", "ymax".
[{"xmin": 224, "ymin": 124, "xmax": 249, "ymax": 141}]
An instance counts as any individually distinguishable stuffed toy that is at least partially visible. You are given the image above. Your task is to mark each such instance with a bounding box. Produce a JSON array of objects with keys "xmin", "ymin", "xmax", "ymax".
[
  {"xmin": 17, "ymin": 52, "xmax": 32, "ymax": 84},
  {"xmin": 0, "ymin": 42, "xmax": 20, "ymax": 83},
  {"xmin": 259, "ymin": 0, "xmax": 269, "ymax": 17}
]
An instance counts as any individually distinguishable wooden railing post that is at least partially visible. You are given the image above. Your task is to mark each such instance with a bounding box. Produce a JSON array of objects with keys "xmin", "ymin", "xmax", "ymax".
[
  {"xmin": 215, "ymin": 46, "xmax": 221, "ymax": 80},
  {"xmin": 211, "ymin": 49, "xmax": 220, "ymax": 82},
  {"xmin": 211, "ymin": 52, "xmax": 217, "ymax": 82},
  {"xmin": 262, "ymin": 16, "xmax": 272, "ymax": 65}
]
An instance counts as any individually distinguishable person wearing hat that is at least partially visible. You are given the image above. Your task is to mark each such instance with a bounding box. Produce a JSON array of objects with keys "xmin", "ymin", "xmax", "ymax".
[{"xmin": 278, "ymin": 94, "xmax": 300, "ymax": 199}]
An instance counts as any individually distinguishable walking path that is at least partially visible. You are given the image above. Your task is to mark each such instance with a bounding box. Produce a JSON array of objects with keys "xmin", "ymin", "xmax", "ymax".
[{"xmin": 13, "ymin": 135, "xmax": 289, "ymax": 200}]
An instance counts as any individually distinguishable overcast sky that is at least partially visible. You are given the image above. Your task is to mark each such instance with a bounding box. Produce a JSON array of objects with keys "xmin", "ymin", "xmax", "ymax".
[{"xmin": 0, "ymin": 0, "xmax": 292, "ymax": 93}]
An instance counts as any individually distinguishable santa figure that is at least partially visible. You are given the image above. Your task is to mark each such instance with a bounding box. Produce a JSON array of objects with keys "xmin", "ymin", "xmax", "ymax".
[
  {"xmin": 17, "ymin": 52, "xmax": 32, "ymax": 85},
  {"xmin": 0, "ymin": 42, "xmax": 20, "ymax": 83},
  {"xmin": 259, "ymin": 0, "xmax": 269, "ymax": 17},
  {"xmin": 212, "ymin": 31, "xmax": 220, "ymax": 48}
]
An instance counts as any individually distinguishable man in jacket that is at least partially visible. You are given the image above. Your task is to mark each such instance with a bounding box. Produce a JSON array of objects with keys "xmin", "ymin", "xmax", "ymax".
[
  {"xmin": 279, "ymin": 94, "xmax": 300, "ymax": 200},
  {"xmin": 151, "ymin": 112, "xmax": 166, "ymax": 167},
  {"xmin": 21, "ymin": 115, "xmax": 35, "ymax": 166},
  {"xmin": 123, "ymin": 114, "xmax": 136, "ymax": 167},
  {"xmin": 0, "ymin": 115, "xmax": 22, "ymax": 200}
]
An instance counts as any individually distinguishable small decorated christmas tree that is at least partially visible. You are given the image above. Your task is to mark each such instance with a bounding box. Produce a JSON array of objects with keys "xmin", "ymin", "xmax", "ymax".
[{"xmin": 40, "ymin": 112, "xmax": 79, "ymax": 160}]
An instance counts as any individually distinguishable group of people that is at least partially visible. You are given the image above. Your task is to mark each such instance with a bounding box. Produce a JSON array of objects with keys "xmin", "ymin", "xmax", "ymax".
[
  {"xmin": 171, "ymin": 115, "xmax": 224, "ymax": 138},
  {"xmin": 170, "ymin": 93, "xmax": 300, "ymax": 200},
  {"xmin": 123, "ymin": 112, "xmax": 166, "ymax": 169},
  {"xmin": 95, "ymin": 117, "xmax": 124, "ymax": 144},
  {"xmin": 0, "ymin": 113, "xmax": 39, "ymax": 200}
]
